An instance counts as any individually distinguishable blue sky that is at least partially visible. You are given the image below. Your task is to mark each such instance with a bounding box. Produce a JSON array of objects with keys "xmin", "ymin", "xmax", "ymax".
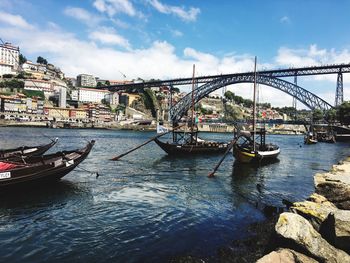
[{"xmin": 1, "ymin": 0, "xmax": 350, "ymax": 107}]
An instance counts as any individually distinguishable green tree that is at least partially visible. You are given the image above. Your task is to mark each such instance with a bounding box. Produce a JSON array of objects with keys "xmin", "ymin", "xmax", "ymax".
[
  {"xmin": 37, "ymin": 56, "xmax": 48, "ymax": 65},
  {"xmin": 171, "ymin": 87, "xmax": 180, "ymax": 93},
  {"xmin": 0, "ymin": 79, "xmax": 24, "ymax": 90},
  {"xmin": 337, "ymin": 101, "xmax": 350, "ymax": 125},
  {"xmin": 141, "ymin": 88, "xmax": 158, "ymax": 117},
  {"xmin": 312, "ymin": 109, "xmax": 324, "ymax": 122},
  {"xmin": 325, "ymin": 109, "xmax": 337, "ymax": 123},
  {"xmin": 224, "ymin": 104, "xmax": 240, "ymax": 121},
  {"xmin": 19, "ymin": 54, "xmax": 27, "ymax": 65},
  {"xmin": 96, "ymin": 82, "xmax": 104, "ymax": 88},
  {"xmin": 224, "ymin": 91, "xmax": 235, "ymax": 101},
  {"xmin": 243, "ymin": 99, "xmax": 253, "ymax": 108}
]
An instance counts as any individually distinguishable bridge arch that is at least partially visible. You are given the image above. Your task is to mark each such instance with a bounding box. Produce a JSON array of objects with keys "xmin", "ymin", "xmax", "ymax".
[{"xmin": 170, "ymin": 74, "xmax": 333, "ymax": 123}]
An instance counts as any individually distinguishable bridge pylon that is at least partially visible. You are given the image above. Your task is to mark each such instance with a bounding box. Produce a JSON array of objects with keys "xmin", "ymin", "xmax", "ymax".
[
  {"xmin": 335, "ymin": 70, "xmax": 344, "ymax": 107},
  {"xmin": 293, "ymin": 75, "xmax": 297, "ymax": 120}
]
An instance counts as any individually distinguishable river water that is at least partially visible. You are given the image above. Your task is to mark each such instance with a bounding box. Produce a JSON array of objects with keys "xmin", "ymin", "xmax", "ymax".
[{"xmin": 0, "ymin": 127, "xmax": 349, "ymax": 262}]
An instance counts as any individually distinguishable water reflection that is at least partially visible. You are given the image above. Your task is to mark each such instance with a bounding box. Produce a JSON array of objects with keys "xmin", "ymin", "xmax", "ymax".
[{"xmin": 0, "ymin": 180, "xmax": 91, "ymax": 209}]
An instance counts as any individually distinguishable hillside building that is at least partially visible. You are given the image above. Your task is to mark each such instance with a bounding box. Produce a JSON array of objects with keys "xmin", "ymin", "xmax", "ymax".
[
  {"xmin": 77, "ymin": 74, "xmax": 97, "ymax": 87},
  {"xmin": 0, "ymin": 42, "xmax": 19, "ymax": 76},
  {"xmin": 78, "ymin": 87, "xmax": 109, "ymax": 103}
]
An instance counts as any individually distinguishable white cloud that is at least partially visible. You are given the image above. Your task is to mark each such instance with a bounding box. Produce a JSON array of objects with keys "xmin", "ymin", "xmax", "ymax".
[
  {"xmin": 171, "ymin": 29, "xmax": 183, "ymax": 37},
  {"xmin": 64, "ymin": 7, "xmax": 102, "ymax": 26},
  {"xmin": 0, "ymin": 11, "xmax": 34, "ymax": 29},
  {"xmin": 89, "ymin": 27, "xmax": 131, "ymax": 49},
  {"xmin": 2, "ymin": 11, "xmax": 348, "ymax": 108},
  {"xmin": 93, "ymin": 0, "xmax": 137, "ymax": 17},
  {"xmin": 148, "ymin": 0, "xmax": 200, "ymax": 22},
  {"xmin": 280, "ymin": 16, "xmax": 290, "ymax": 24}
]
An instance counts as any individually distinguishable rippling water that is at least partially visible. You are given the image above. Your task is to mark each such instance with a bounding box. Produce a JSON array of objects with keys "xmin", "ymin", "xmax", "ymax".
[{"xmin": 0, "ymin": 127, "xmax": 349, "ymax": 262}]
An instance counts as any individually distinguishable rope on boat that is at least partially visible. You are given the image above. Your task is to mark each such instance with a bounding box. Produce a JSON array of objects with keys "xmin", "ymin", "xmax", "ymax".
[{"xmin": 75, "ymin": 165, "xmax": 100, "ymax": 179}]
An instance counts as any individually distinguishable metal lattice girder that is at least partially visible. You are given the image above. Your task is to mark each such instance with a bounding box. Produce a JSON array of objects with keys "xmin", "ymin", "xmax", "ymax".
[
  {"xmin": 107, "ymin": 63, "xmax": 350, "ymax": 91},
  {"xmin": 335, "ymin": 71, "xmax": 344, "ymax": 107},
  {"xmin": 170, "ymin": 75, "xmax": 333, "ymax": 123}
]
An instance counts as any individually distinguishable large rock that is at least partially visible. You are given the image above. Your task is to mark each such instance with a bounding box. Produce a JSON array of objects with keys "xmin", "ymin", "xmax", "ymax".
[
  {"xmin": 291, "ymin": 200, "xmax": 337, "ymax": 231},
  {"xmin": 275, "ymin": 212, "xmax": 350, "ymax": 263},
  {"xmin": 256, "ymin": 248, "xmax": 318, "ymax": 263},
  {"xmin": 314, "ymin": 171, "xmax": 350, "ymax": 210},
  {"xmin": 291, "ymin": 200, "xmax": 350, "ymax": 253}
]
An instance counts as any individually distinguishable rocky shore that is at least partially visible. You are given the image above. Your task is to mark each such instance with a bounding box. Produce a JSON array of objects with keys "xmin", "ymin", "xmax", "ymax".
[
  {"xmin": 169, "ymin": 157, "xmax": 350, "ymax": 263},
  {"xmin": 257, "ymin": 157, "xmax": 350, "ymax": 263}
]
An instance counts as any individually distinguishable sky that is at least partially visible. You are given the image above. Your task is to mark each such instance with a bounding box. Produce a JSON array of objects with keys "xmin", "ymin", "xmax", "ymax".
[{"xmin": 1, "ymin": 0, "xmax": 350, "ymax": 108}]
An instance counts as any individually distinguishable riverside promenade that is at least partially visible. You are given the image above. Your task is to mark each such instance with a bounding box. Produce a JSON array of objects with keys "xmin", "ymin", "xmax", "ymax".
[{"xmin": 257, "ymin": 157, "xmax": 350, "ymax": 262}]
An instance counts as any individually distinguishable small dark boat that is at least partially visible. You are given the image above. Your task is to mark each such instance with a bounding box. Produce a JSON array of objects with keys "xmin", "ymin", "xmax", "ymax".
[
  {"xmin": 154, "ymin": 130, "xmax": 229, "ymax": 155},
  {"xmin": 0, "ymin": 140, "xmax": 94, "ymax": 189},
  {"xmin": 316, "ymin": 131, "xmax": 336, "ymax": 143},
  {"xmin": 0, "ymin": 138, "xmax": 58, "ymax": 161}
]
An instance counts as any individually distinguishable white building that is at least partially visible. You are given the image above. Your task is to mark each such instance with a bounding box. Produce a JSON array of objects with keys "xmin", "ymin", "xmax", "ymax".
[
  {"xmin": 104, "ymin": 92, "xmax": 119, "ymax": 106},
  {"xmin": 0, "ymin": 63, "xmax": 13, "ymax": 75},
  {"xmin": 24, "ymin": 79, "xmax": 53, "ymax": 93},
  {"xmin": 77, "ymin": 74, "xmax": 97, "ymax": 87},
  {"xmin": 71, "ymin": 90, "xmax": 79, "ymax": 101},
  {"xmin": 0, "ymin": 42, "xmax": 19, "ymax": 76},
  {"xmin": 78, "ymin": 88, "xmax": 109, "ymax": 103},
  {"xmin": 59, "ymin": 87, "xmax": 67, "ymax": 108}
]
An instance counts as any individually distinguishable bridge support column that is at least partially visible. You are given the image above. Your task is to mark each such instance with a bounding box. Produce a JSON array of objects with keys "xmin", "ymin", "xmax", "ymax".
[
  {"xmin": 335, "ymin": 71, "xmax": 344, "ymax": 107},
  {"xmin": 293, "ymin": 75, "xmax": 297, "ymax": 120}
]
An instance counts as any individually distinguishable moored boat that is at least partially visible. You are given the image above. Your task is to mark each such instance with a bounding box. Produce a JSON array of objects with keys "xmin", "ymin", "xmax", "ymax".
[
  {"xmin": 154, "ymin": 130, "xmax": 228, "ymax": 155},
  {"xmin": 0, "ymin": 138, "xmax": 58, "ymax": 161},
  {"xmin": 233, "ymin": 129, "xmax": 280, "ymax": 163},
  {"xmin": 0, "ymin": 140, "xmax": 94, "ymax": 189},
  {"xmin": 155, "ymin": 64, "xmax": 230, "ymax": 156},
  {"xmin": 316, "ymin": 131, "xmax": 336, "ymax": 143},
  {"xmin": 233, "ymin": 57, "xmax": 280, "ymax": 164},
  {"xmin": 304, "ymin": 132, "xmax": 318, "ymax": 144}
]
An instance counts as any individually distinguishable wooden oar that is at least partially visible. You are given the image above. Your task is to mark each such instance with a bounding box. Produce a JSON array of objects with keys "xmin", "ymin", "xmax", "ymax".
[
  {"xmin": 208, "ymin": 138, "xmax": 237, "ymax": 177},
  {"xmin": 110, "ymin": 124, "xmax": 185, "ymax": 161}
]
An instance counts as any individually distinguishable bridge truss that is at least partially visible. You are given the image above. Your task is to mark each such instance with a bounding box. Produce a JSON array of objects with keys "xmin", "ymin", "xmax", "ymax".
[{"xmin": 169, "ymin": 74, "xmax": 333, "ymax": 123}]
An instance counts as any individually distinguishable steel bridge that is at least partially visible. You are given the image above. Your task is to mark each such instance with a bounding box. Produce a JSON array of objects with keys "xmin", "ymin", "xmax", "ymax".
[{"xmin": 107, "ymin": 63, "xmax": 349, "ymax": 122}]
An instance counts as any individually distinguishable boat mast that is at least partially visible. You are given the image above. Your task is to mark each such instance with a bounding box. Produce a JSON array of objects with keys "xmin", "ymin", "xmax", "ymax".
[
  {"xmin": 190, "ymin": 64, "xmax": 196, "ymax": 136},
  {"xmin": 252, "ymin": 56, "xmax": 257, "ymax": 152}
]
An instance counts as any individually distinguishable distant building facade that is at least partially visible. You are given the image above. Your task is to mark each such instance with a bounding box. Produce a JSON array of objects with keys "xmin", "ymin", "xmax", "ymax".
[
  {"xmin": 0, "ymin": 42, "xmax": 19, "ymax": 76},
  {"xmin": 77, "ymin": 74, "xmax": 97, "ymax": 87},
  {"xmin": 78, "ymin": 88, "xmax": 109, "ymax": 103},
  {"xmin": 24, "ymin": 79, "xmax": 53, "ymax": 93}
]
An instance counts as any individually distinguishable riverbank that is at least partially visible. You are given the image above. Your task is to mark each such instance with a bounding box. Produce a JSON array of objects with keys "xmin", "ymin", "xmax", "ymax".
[
  {"xmin": 256, "ymin": 156, "xmax": 350, "ymax": 262},
  {"xmin": 0, "ymin": 119, "xmax": 306, "ymax": 134}
]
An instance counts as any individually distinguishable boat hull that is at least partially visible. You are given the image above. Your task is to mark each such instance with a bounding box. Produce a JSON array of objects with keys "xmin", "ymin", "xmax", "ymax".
[
  {"xmin": 233, "ymin": 145, "xmax": 280, "ymax": 163},
  {"xmin": 0, "ymin": 141, "xmax": 94, "ymax": 189},
  {"xmin": 0, "ymin": 138, "xmax": 58, "ymax": 161},
  {"xmin": 154, "ymin": 138, "xmax": 228, "ymax": 155}
]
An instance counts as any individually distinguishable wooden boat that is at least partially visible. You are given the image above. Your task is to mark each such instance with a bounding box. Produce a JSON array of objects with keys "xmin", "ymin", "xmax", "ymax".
[
  {"xmin": 316, "ymin": 131, "xmax": 336, "ymax": 143},
  {"xmin": 155, "ymin": 64, "xmax": 229, "ymax": 156},
  {"xmin": 234, "ymin": 129, "xmax": 280, "ymax": 163},
  {"xmin": 233, "ymin": 57, "xmax": 280, "ymax": 163},
  {"xmin": 154, "ymin": 130, "xmax": 229, "ymax": 155},
  {"xmin": 0, "ymin": 138, "xmax": 58, "ymax": 161},
  {"xmin": 0, "ymin": 140, "xmax": 94, "ymax": 189},
  {"xmin": 304, "ymin": 132, "xmax": 318, "ymax": 144}
]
